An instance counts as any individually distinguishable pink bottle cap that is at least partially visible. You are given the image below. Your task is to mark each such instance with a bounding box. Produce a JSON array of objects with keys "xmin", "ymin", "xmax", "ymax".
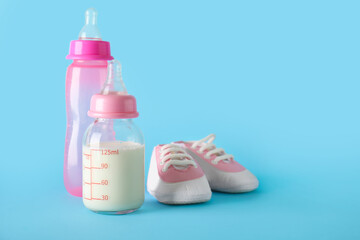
[
  {"xmin": 88, "ymin": 93, "xmax": 139, "ymax": 119},
  {"xmin": 66, "ymin": 40, "xmax": 113, "ymax": 60},
  {"xmin": 88, "ymin": 60, "xmax": 139, "ymax": 119}
]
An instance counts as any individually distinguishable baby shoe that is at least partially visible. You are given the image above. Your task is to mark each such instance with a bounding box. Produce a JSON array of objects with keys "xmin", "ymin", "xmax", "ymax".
[
  {"xmin": 174, "ymin": 134, "xmax": 259, "ymax": 193},
  {"xmin": 147, "ymin": 144, "xmax": 212, "ymax": 204}
]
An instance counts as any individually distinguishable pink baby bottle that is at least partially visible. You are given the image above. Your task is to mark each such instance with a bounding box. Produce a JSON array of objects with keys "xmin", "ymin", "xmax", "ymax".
[{"xmin": 64, "ymin": 8, "xmax": 113, "ymax": 197}]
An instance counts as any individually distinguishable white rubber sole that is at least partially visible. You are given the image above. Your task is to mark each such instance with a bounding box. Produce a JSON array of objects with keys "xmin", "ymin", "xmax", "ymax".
[
  {"xmin": 211, "ymin": 181, "xmax": 259, "ymax": 193},
  {"xmin": 147, "ymin": 148, "xmax": 212, "ymax": 204},
  {"xmin": 147, "ymin": 177, "xmax": 212, "ymax": 204}
]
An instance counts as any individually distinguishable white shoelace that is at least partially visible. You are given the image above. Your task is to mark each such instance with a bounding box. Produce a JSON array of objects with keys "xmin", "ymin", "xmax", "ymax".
[
  {"xmin": 160, "ymin": 144, "xmax": 197, "ymax": 172},
  {"xmin": 191, "ymin": 134, "xmax": 233, "ymax": 164}
]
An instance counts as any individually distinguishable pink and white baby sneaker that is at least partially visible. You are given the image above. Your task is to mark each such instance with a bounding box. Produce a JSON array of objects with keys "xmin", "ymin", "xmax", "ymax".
[
  {"xmin": 147, "ymin": 144, "xmax": 212, "ymax": 204},
  {"xmin": 174, "ymin": 134, "xmax": 259, "ymax": 193}
]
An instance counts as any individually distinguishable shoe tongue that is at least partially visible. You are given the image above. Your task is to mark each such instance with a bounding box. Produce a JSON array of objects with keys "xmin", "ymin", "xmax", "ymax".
[
  {"xmin": 164, "ymin": 148, "xmax": 191, "ymax": 169},
  {"xmin": 173, "ymin": 165, "xmax": 188, "ymax": 170},
  {"xmin": 198, "ymin": 143, "xmax": 217, "ymax": 154},
  {"xmin": 171, "ymin": 153, "xmax": 191, "ymax": 170},
  {"xmin": 163, "ymin": 149, "xmax": 187, "ymax": 161},
  {"xmin": 164, "ymin": 150, "xmax": 183, "ymax": 156},
  {"xmin": 199, "ymin": 143, "xmax": 231, "ymax": 162}
]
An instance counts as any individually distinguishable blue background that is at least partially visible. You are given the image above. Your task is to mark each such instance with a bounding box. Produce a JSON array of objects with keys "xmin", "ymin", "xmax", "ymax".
[{"xmin": 0, "ymin": 0, "xmax": 359, "ymax": 239}]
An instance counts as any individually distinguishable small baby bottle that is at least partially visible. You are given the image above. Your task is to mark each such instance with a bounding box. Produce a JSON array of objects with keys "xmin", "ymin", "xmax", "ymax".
[
  {"xmin": 82, "ymin": 60, "xmax": 145, "ymax": 214},
  {"xmin": 64, "ymin": 8, "xmax": 113, "ymax": 197}
]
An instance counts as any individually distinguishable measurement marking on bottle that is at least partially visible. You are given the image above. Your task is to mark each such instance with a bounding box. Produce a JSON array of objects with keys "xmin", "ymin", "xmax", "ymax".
[
  {"xmin": 90, "ymin": 152, "xmax": 93, "ymax": 200},
  {"xmin": 84, "ymin": 182, "xmax": 101, "ymax": 185},
  {"xmin": 84, "ymin": 197, "xmax": 103, "ymax": 200},
  {"xmin": 83, "ymin": 148, "xmax": 111, "ymax": 201},
  {"xmin": 84, "ymin": 166, "xmax": 104, "ymax": 169},
  {"xmin": 102, "ymin": 149, "xmax": 119, "ymax": 155},
  {"xmin": 92, "ymin": 198, "xmax": 103, "ymax": 200}
]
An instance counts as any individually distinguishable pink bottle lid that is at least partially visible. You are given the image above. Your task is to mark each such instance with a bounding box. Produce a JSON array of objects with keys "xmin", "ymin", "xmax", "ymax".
[
  {"xmin": 66, "ymin": 40, "xmax": 113, "ymax": 60},
  {"xmin": 88, "ymin": 93, "xmax": 139, "ymax": 119},
  {"xmin": 88, "ymin": 60, "xmax": 139, "ymax": 119}
]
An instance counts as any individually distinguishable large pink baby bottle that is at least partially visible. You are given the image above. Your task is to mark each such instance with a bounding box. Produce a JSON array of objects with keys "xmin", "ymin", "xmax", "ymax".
[{"xmin": 65, "ymin": 8, "xmax": 113, "ymax": 197}]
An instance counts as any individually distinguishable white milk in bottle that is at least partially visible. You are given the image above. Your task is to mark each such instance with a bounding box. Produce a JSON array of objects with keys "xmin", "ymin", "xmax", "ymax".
[{"xmin": 83, "ymin": 141, "xmax": 144, "ymax": 213}]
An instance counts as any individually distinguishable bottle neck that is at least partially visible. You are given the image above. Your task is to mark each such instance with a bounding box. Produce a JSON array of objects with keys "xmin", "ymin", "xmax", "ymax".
[
  {"xmin": 72, "ymin": 59, "xmax": 108, "ymax": 67},
  {"xmin": 96, "ymin": 118, "xmax": 133, "ymax": 123}
]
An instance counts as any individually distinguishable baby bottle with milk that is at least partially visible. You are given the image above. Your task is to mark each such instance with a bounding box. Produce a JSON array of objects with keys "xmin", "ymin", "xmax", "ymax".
[
  {"xmin": 65, "ymin": 8, "xmax": 113, "ymax": 197},
  {"xmin": 83, "ymin": 60, "xmax": 145, "ymax": 214}
]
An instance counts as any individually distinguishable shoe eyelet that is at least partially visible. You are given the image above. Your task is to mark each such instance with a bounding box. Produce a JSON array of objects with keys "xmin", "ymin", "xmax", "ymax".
[
  {"xmin": 161, "ymin": 168, "xmax": 167, "ymax": 172},
  {"xmin": 223, "ymin": 159, "xmax": 231, "ymax": 164}
]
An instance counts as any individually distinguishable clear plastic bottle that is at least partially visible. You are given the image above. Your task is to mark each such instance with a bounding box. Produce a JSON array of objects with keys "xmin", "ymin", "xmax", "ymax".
[
  {"xmin": 83, "ymin": 60, "xmax": 145, "ymax": 214},
  {"xmin": 64, "ymin": 8, "xmax": 114, "ymax": 197}
]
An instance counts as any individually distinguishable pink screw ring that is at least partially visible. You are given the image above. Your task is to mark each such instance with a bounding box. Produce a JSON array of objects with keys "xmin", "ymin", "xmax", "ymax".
[
  {"xmin": 66, "ymin": 40, "xmax": 114, "ymax": 60},
  {"xmin": 88, "ymin": 93, "xmax": 139, "ymax": 119}
]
